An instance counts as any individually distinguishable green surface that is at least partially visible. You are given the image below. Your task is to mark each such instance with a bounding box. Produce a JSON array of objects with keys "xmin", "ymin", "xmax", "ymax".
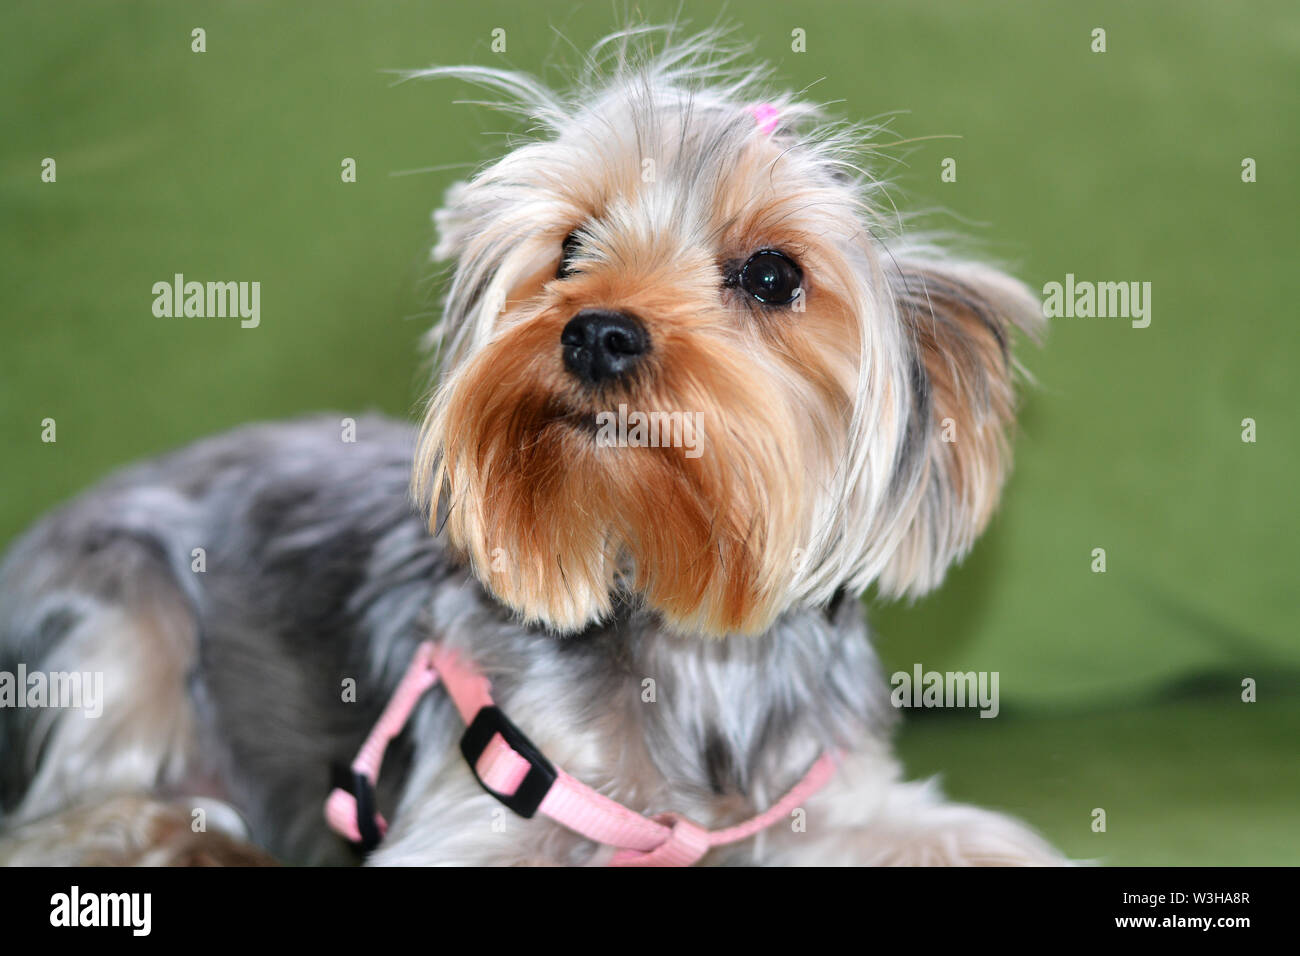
[
  {"xmin": 897, "ymin": 684, "xmax": 1300, "ymax": 865},
  {"xmin": 1, "ymin": 1, "xmax": 1296, "ymax": 863}
]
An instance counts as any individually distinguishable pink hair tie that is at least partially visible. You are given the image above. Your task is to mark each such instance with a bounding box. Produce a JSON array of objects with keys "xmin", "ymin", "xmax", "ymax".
[{"xmin": 748, "ymin": 102, "xmax": 780, "ymax": 135}]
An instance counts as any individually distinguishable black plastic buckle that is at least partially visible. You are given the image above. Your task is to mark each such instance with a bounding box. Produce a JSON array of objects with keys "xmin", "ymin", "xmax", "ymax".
[
  {"xmin": 330, "ymin": 763, "xmax": 383, "ymax": 853},
  {"xmin": 459, "ymin": 706, "xmax": 557, "ymax": 818}
]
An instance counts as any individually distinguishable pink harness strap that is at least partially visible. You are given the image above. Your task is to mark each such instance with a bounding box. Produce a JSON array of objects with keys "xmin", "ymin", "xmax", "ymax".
[{"xmin": 325, "ymin": 641, "xmax": 836, "ymax": 866}]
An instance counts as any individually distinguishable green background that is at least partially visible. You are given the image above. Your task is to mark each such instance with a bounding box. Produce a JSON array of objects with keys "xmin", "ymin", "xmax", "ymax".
[{"xmin": 2, "ymin": 1, "xmax": 1296, "ymax": 864}]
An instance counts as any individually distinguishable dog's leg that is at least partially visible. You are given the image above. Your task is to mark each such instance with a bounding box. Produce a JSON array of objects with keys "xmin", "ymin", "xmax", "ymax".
[
  {"xmin": 8, "ymin": 598, "xmax": 199, "ymax": 827},
  {"xmin": 0, "ymin": 579, "xmax": 273, "ymax": 866},
  {"xmin": 758, "ymin": 749, "xmax": 1068, "ymax": 866},
  {"xmin": 0, "ymin": 497, "xmax": 209, "ymax": 844}
]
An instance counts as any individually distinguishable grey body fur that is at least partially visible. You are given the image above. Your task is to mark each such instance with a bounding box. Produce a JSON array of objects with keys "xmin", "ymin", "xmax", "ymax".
[{"xmin": 0, "ymin": 415, "xmax": 902, "ymax": 865}]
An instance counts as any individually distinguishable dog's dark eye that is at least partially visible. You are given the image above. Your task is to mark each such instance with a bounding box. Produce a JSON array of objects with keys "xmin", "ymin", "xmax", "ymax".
[
  {"xmin": 557, "ymin": 233, "xmax": 581, "ymax": 280},
  {"xmin": 738, "ymin": 250, "xmax": 802, "ymax": 306}
]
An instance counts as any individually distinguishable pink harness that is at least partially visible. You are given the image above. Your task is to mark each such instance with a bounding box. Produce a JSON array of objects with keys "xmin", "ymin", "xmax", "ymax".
[{"xmin": 325, "ymin": 641, "xmax": 836, "ymax": 866}]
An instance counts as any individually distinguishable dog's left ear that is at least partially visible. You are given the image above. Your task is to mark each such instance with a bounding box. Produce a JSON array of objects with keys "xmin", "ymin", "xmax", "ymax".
[{"xmin": 876, "ymin": 255, "xmax": 1044, "ymax": 598}]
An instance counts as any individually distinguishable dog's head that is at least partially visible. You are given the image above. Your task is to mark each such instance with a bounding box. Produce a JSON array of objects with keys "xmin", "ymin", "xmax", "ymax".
[{"xmin": 413, "ymin": 31, "xmax": 1042, "ymax": 637}]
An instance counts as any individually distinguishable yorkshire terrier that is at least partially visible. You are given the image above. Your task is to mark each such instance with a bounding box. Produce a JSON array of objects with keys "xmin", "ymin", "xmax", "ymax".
[{"xmin": 0, "ymin": 30, "xmax": 1064, "ymax": 865}]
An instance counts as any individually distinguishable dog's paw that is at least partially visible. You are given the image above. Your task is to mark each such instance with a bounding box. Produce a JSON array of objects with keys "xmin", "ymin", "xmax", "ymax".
[
  {"xmin": 0, "ymin": 795, "xmax": 278, "ymax": 867},
  {"xmin": 867, "ymin": 801, "xmax": 1071, "ymax": 867}
]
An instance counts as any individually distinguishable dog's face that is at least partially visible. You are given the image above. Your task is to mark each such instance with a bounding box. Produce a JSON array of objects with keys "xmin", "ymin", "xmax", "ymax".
[{"xmin": 415, "ymin": 51, "xmax": 1041, "ymax": 637}]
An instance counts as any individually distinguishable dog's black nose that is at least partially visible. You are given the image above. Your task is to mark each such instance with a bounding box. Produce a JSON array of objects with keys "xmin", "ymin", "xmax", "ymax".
[{"xmin": 560, "ymin": 310, "xmax": 648, "ymax": 385}]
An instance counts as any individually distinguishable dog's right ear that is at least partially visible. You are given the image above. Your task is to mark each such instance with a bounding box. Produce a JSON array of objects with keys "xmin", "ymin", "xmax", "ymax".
[
  {"xmin": 428, "ymin": 177, "xmax": 519, "ymax": 364},
  {"xmin": 432, "ymin": 180, "xmax": 475, "ymax": 264},
  {"xmin": 423, "ymin": 180, "xmax": 477, "ymax": 358},
  {"xmin": 428, "ymin": 177, "xmax": 560, "ymax": 366},
  {"xmin": 876, "ymin": 254, "xmax": 1044, "ymax": 599}
]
